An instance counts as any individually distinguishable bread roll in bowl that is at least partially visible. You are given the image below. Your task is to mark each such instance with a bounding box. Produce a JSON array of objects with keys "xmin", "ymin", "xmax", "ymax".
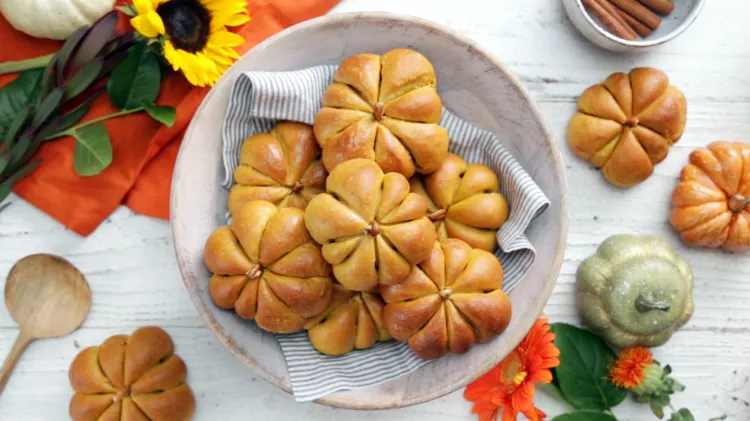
[
  {"xmin": 313, "ymin": 48, "xmax": 449, "ymax": 178},
  {"xmin": 204, "ymin": 201, "xmax": 333, "ymax": 334},
  {"xmin": 228, "ymin": 122, "xmax": 327, "ymax": 215},
  {"xmin": 305, "ymin": 285, "xmax": 391, "ymax": 356},
  {"xmin": 381, "ymin": 239, "xmax": 512, "ymax": 360},
  {"xmin": 410, "ymin": 153, "xmax": 509, "ymax": 252},
  {"xmin": 304, "ymin": 159, "xmax": 437, "ymax": 292}
]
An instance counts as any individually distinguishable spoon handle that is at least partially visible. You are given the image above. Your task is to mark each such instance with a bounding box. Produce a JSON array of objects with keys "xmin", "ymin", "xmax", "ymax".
[{"xmin": 0, "ymin": 330, "xmax": 34, "ymax": 394}]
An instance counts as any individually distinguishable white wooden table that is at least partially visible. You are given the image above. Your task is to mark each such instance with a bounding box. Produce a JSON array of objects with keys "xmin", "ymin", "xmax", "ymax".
[{"xmin": 1, "ymin": 1, "xmax": 749, "ymax": 420}]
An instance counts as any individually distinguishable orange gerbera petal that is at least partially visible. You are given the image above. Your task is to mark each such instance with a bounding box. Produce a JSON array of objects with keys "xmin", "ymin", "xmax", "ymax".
[
  {"xmin": 609, "ymin": 347, "xmax": 654, "ymax": 389},
  {"xmin": 465, "ymin": 316, "xmax": 561, "ymax": 421}
]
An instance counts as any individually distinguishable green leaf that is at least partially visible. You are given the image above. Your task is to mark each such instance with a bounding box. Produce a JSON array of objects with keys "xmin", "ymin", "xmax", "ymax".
[
  {"xmin": 107, "ymin": 42, "xmax": 161, "ymax": 110},
  {"xmin": 37, "ymin": 55, "xmax": 58, "ymax": 104},
  {"xmin": 0, "ymin": 69, "xmax": 44, "ymax": 139},
  {"xmin": 117, "ymin": 5, "xmax": 137, "ymax": 16},
  {"xmin": 73, "ymin": 124, "xmax": 112, "ymax": 176},
  {"xmin": 39, "ymin": 91, "xmax": 102, "ymax": 140},
  {"xmin": 63, "ymin": 58, "xmax": 103, "ymax": 101},
  {"xmin": 0, "ymin": 159, "xmax": 40, "ymax": 199},
  {"xmin": 551, "ymin": 323, "xmax": 627, "ymax": 411},
  {"xmin": 143, "ymin": 103, "xmax": 176, "ymax": 127},
  {"xmin": 55, "ymin": 25, "xmax": 89, "ymax": 83},
  {"xmin": 551, "ymin": 410, "xmax": 617, "ymax": 421},
  {"xmin": 651, "ymin": 402, "xmax": 665, "ymax": 419},
  {"xmin": 3, "ymin": 106, "xmax": 30, "ymax": 151},
  {"xmin": 8, "ymin": 133, "xmax": 34, "ymax": 172},
  {"xmin": 31, "ymin": 87, "xmax": 64, "ymax": 129},
  {"xmin": 652, "ymin": 393, "xmax": 671, "ymax": 407},
  {"xmin": 671, "ymin": 408, "xmax": 694, "ymax": 421}
]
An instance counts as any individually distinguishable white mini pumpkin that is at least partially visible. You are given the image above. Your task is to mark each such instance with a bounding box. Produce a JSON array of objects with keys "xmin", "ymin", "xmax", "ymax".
[{"xmin": 0, "ymin": 0, "xmax": 115, "ymax": 40}]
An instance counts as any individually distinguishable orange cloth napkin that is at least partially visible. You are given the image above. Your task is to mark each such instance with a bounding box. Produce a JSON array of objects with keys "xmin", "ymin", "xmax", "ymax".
[{"xmin": 1, "ymin": 0, "xmax": 339, "ymax": 236}]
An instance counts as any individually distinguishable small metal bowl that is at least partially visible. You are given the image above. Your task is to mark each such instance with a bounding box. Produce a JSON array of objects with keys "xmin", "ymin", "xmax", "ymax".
[{"xmin": 562, "ymin": 0, "xmax": 706, "ymax": 52}]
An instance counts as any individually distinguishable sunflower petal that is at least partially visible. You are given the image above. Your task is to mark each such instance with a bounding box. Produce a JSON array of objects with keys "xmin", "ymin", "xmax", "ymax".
[
  {"xmin": 224, "ymin": 13, "xmax": 250, "ymax": 27},
  {"xmin": 203, "ymin": 47, "xmax": 234, "ymax": 66},
  {"xmin": 130, "ymin": 11, "xmax": 165, "ymax": 38},
  {"xmin": 208, "ymin": 31, "xmax": 245, "ymax": 48}
]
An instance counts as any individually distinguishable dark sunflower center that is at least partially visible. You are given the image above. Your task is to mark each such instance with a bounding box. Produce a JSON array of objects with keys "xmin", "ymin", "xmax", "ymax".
[{"xmin": 157, "ymin": 0, "xmax": 211, "ymax": 53}]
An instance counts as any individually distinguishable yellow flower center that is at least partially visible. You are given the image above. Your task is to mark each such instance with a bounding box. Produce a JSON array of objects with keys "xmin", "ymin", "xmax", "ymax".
[
  {"xmin": 513, "ymin": 371, "xmax": 528, "ymax": 385},
  {"xmin": 500, "ymin": 351, "xmax": 528, "ymax": 390},
  {"xmin": 157, "ymin": 0, "xmax": 211, "ymax": 52}
]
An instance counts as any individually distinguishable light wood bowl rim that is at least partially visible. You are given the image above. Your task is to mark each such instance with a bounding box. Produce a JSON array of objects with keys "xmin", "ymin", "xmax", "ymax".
[{"xmin": 171, "ymin": 11, "xmax": 569, "ymax": 410}]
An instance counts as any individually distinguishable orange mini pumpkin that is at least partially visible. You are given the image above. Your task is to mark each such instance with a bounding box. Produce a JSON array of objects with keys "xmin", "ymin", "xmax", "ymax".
[
  {"xmin": 669, "ymin": 141, "xmax": 750, "ymax": 252},
  {"xmin": 69, "ymin": 327, "xmax": 195, "ymax": 421}
]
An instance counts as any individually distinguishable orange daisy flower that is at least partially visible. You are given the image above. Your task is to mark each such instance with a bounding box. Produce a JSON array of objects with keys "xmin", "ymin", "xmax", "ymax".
[
  {"xmin": 464, "ymin": 317, "xmax": 561, "ymax": 421},
  {"xmin": 609, "ymin": 347, "xmax": 654, "ymax": 389}
]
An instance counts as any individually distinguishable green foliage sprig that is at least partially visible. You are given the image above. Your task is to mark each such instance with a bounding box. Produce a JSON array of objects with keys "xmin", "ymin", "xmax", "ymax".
[
  {"xmin": 0, "ymin": 11, "xmax": 176, "ymax": 211},
  {"xmin": 544, "ymin": 323, "xmax": 706, "ymax": 421}
]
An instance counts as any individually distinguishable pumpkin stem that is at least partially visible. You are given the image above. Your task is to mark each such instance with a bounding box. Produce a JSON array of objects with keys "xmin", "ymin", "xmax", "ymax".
[
  {"xmin": 0, "ymin": 54, "xmax": 55, "ymax": 76},
  {"xmin": 728, "ymin": 194, "xmax": 750, "ymax": 213},
  {"xmin": 427, "ymin": 209, "xmax": 447, "ymax": 222},
  {"xmin": 635, "ymin": 294, "xmax": 671, "ymax": 313}
]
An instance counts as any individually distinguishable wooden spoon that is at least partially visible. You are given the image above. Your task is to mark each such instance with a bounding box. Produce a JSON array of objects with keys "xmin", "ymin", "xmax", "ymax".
[{"xmin": 0, "ymin": 254, "xmax": 92, "ymax": 394}]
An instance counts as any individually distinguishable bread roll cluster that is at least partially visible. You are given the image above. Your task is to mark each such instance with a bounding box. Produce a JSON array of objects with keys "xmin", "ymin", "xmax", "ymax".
[{"xmin": 204, "ymin": 48, "xmax": 513, "ymax": 360}]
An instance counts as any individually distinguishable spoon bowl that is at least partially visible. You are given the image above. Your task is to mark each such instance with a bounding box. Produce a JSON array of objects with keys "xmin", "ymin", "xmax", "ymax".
[{"xmin": 0, "ymin": 254, "xmax": 92, "ymax": 394}]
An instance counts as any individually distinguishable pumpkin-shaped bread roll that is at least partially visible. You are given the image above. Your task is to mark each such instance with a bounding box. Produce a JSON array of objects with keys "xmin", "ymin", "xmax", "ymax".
[
  {"xmin": 669, "ymin": 141, "xmax": 750, "ymax": 252},
  {"xmin": 304, "ymin": 159, "xmax": 437, "ymax": 292},
  {"xmin": 304, "ymin": 285, "xmax": 391, "ymax": 356},
  {"xmin": 381, "ymin": 239, "xmax": 512, "ymax": 360},
  {"xmin": 204, "ymin": 201, "xmax": 333, "ymax": 333},
  {"xmin": 313, "ymin": 48, "xmax": 449, "ymax": 178},
  {"xmin": 567, "ymin": 68, "xmax": 687, "ymax": 187},
  {"xmin": 228, "ymin": 122, "xmax": 327, "ymax": 215},
  {"xmin": 69, "ymin": 327, "xmax": 195, "ymax": 421},
  {"xmin": 410, "ymin": 153, "xmax": 509, "ymax": 252}
]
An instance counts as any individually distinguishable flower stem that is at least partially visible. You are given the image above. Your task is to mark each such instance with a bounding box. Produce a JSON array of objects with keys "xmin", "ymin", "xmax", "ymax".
[
  {"xmin": 606, "ymin": 408, "xmax": 618, "ymax": 420},
  {"xmin": 0, "ymin": 54, "xmax": 55, "ymax": 75},
  {"xmin": 45, "ymin": 107, "xmax": 145, "ymax": 140}
]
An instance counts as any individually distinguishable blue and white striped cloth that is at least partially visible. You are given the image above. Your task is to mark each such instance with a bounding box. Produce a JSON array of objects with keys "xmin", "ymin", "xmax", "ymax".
[{"xmin": 220, "ymin": 65, "xmax": 550, "ymax": 402}]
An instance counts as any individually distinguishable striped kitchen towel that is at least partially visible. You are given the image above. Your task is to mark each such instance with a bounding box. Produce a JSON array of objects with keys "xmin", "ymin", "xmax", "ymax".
[{"xmin": 220, "ymin": 65, "xmax": 550, "ymax": 402}]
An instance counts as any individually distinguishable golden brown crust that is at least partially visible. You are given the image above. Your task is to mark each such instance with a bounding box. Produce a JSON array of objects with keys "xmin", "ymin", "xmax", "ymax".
[
  {"xmin": 304, "ymin": 285, "xmax": 392, "ymax": 356},
  {"xmin": 313, "ymin": 48, "xmax": 448, "ymax": 178},
  {"xmin": 69, "ymin": 327, "xmax": 196, "ymax": 421},
  {"xmin": 228, "ymin": 122, "xmax": 326, "ymax": 215},
  {"xmin": 411, "ymin": 153, "xmax": 509, "ymax": 252},
  {"xmin": 567, "ymin": 67, "xmax": 687, "ymax": 187},
  {"xmin": 304, "ymin": 159, "xmax": 436, "ymax": 291},
  {"xmin": 381, "ymin": 239, "xmax": 512, "ymax": 360},
  {"xmin": 669, "ymin": 141, "xmax": 750, "ymax": 252},
  {"xmin": 204, "ymin": 201, "xmax": 333, "ymax": 334}
]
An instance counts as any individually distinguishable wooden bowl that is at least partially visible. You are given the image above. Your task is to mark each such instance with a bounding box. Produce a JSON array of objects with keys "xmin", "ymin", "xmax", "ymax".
[{"xmin": 171, "ymin": 12, "xmax": 568, "ymax": 409}]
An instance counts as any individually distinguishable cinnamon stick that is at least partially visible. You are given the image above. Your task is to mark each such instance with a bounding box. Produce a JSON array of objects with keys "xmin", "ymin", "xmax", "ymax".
[
  {"xmin": 582, "ymin": 0, "xmax": 638, "ymax": 40},
  {"xmin": 614, "ymin": 5, "xmax": 653, "ymax": 37},
  {"xmin": 638, "ymin": 0, "xmax": 675, "ymax": 16},
  {"xmin": 608, "ymin": 0, "xmax": 662, "ymax": 30},
  {"xmin": 595, "ymin": 0, "xmax": 638, "ymax": 39}
]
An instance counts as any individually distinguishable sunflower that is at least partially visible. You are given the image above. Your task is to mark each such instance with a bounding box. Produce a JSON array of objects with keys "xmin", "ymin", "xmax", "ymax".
[
  {"xmin": 464, "ymin": 317, "xmax": 561, "ymax": 421},
  {"xmin": 130, "ymin": 0, "xmax": 250, "ymax": 87}
]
